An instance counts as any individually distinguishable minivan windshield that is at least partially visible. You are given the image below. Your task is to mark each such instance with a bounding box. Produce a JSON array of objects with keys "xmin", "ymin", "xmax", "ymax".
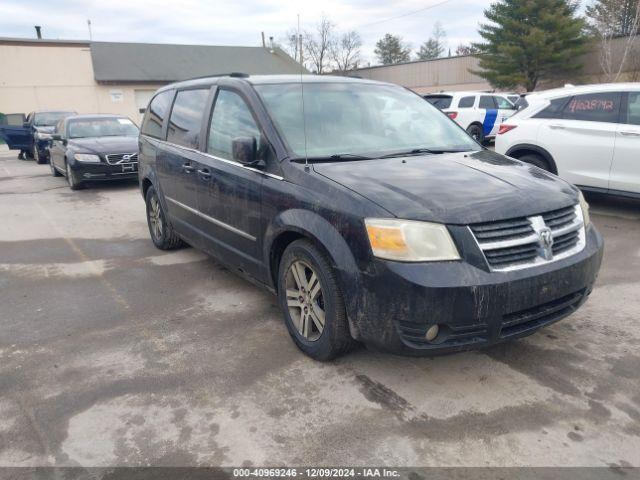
[
  {"xmin": 68, "ymin": 118, "xmax": 139, "ymax": 139},
  {"xmin": 255, "ymin": 82, "xmax": 478, "ymax": 160}
]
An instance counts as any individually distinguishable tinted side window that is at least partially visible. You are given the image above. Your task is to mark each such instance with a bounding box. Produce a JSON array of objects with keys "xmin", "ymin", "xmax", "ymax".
[
  {"xmin": 458, "ymin": 96, "xmax": 475, "ymax": 108},
  {"xmin": 533, "ymin": 97, "xmax": 568, "ymax": 119},
  {"xmin": 166, "ymin": 89, "xmax": 210, "ymax": 149},
  {"xmin": 626, "ymin": 92, "xmax": 640, "ymax": 126},
  {"xmin": 207, "ymin": 90, "xmax": 261, "ymax": 160},
  {"xmin": 479, "ymin": 96, "xmax": 496, "ymax": 109},
  {"xmin": 562, "ymin": 92, "xmax": 622, "ymax": 123},
  {"xmin": 141, "ymin": 90, "xmax": 174, "ymax": 139},
  {"xmin": 425, "ymin": 96, "xmax": 452, "ymax": 109}
]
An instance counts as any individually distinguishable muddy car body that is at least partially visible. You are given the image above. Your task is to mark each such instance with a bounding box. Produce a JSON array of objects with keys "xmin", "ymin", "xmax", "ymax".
[{"xmin": 138, "ymin": 75, "xmax": 604, "ymax": 360}]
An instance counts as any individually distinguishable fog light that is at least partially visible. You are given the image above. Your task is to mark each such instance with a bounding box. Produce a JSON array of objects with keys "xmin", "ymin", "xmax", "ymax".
[{"xmin": 425, "ymin": 324, "xmax": 439, "ymax": 341}]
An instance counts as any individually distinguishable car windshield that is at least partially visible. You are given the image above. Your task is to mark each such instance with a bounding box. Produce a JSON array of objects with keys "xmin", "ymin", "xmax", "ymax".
[
  {"xmin": 255, "ymin": 82, "xmax": 478, "ymax": 159},
  {"xmin": 34, "ymin": 112, "xmax": 73, "ymax": 126},
  {"xmin": 68, "ymin": 118, "xmax": 139, "ymax": 139}
]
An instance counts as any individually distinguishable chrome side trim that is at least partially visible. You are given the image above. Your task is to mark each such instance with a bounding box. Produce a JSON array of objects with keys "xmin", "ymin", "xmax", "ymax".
[
  {"xmin": 140, "ymin": 134, "xmax": 284, "ymax": 181},
  {"xmin": 165, "ymin": 196, "xmax": 256, "ymax": 242},
  {"xmin": 470, "ymin": 204, "xmax": 586, "ymax": 272}
]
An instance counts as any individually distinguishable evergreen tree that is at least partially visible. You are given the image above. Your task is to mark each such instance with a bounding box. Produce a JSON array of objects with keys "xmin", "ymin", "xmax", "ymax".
[
  {"xmin": 473, "ymin": 0, "xmax": 588, "ymax": 91},
  {"xmin": 374, "ymin": 34, "xmax": 411, "ymax": 65},
  {"xmin": 417, "ymin": 22, "xmax": 447, "ymax": 60}
]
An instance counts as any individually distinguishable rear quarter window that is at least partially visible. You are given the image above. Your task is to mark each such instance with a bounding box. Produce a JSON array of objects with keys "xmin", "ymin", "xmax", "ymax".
[
  {"xmin": 425, "ymin": 96, "xmax": 453, "ymax": 109},
  {"xmin": 562, "ymin": 92, "xmax": 622, "ymax": 123},
  {"xmin": 141, "ymin": 90, "xmax": 175, "ymax": 139}
]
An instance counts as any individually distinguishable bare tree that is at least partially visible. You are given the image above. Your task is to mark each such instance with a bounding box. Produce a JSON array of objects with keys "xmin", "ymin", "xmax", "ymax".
[
  {"xmin": 587, "ymin": 0, "xmax": 640, "ymax": 81},
  {"xmin": 281, "ymin": 29, "xmax": 301, "ymax": 62},
  {"xmin": 304, "ymin": 16, "xmax": 336, "ymax": 74},
  {"xmin": 331, "ymin": 31, "xmax": 363, "ymax": 71}
]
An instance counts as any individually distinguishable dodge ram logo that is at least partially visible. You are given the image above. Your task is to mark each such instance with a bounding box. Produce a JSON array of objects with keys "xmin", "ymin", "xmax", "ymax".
[{"xmin": 539, "ymin": 228, "xmax": 554, "ymax": 260}]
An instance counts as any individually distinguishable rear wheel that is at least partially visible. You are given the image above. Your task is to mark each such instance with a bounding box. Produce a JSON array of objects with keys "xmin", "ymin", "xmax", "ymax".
[
  {"xmin": 277, "ymin": 240, "xmax": 355, "ymax": 361},
  {"xmin": 519, "ymin": 153, "xmax": 551, "ymax": 172},
  {"xmin": 145, "ymin": 185, "xmax": 183, "ymax": 250},
  {"xmin": 466, "ymin": 124, "xmax": 484, "ymax": 144}
]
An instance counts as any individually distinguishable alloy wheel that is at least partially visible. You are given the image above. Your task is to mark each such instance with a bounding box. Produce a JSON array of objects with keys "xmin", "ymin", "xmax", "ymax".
[
  {"xmin": 285, "ymin": 260, "xmax": 325, "ymax": 341},
  {"xmin": 149, "ymin": 194, "xmax": 163, "ymax": 241}
]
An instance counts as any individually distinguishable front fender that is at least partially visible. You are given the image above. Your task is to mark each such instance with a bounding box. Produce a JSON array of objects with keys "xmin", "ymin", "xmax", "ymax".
[{"xmin": 264, "ymin": 209, "xmax": 363, "ymax": 338}]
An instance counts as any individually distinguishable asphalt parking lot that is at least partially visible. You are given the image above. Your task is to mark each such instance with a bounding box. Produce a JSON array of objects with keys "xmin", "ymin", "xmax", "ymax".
[{"xmin": 1, "ymin": 147, "xmax": 639, "ymax": 468}]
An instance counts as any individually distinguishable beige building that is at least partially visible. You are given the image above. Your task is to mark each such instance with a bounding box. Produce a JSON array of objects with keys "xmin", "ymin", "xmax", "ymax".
[
  {"xmin": 346, "ymin": 36, "xmax": 640, "ymax": 94},
  {"xmin": 0, "ymin": 37, "xmax": 303, "ymax": 123}
]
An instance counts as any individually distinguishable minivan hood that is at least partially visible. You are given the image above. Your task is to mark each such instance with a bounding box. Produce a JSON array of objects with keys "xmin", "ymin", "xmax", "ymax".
[
  {"xmin": 69, "ymin": 136, "xmax": 138, "ymax": 154},
  {"xmin": 312, "ymin": 150, "xmax": 578, "ymax": 224}
]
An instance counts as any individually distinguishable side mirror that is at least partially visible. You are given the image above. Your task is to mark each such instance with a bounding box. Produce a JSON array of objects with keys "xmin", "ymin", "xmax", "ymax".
[{"xmin": 232, "ymin": 136, "xmax": 258, "ymax": 165}]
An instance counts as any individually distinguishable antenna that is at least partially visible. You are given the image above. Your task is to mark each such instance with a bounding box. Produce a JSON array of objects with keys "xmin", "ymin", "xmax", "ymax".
[{"xmin": 298, "ymin": 14, "xmax": 309, "ymax": 169}]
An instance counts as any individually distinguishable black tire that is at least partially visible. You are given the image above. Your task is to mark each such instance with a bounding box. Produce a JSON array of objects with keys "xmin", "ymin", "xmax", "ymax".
[
  {"xmin": 50, "ymin": 159, "xmax": 62, "ymax": 177},
  {"xmin": 34, "ymin": 146, "xmax": 45, "ymax": 164},
  {"xmin": 145, "ymin": 185, "xmax": 183, "ymax": 250},
  {"xmin": 519, "ymin": 153, "xmax": 551, "ymax": 172},
  {"xmin": 65, "ymin": 161, "xmax": 83, "ymax": 190},
  {"xmin": 466, "ymin": 124, "xmax": 484, "ymax": 144},
  {"xmin": 277, "ymin": 239, "xmax": 355, "ymax": 361}
]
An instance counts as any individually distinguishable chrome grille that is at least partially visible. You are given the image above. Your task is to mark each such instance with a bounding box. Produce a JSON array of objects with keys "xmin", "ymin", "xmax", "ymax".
[
  {"xmin": 105, "ymin": 152, "xmax": 138, "ymax": 165},
  {"xmin": 470, "ymin": 204, "xmax": 585, "ymax": 271}
]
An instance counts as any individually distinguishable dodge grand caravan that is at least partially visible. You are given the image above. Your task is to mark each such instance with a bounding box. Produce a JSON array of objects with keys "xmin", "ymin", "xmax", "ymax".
[{"xmin": 138, "ymin": 75, "xmax": 603, "ymax": 360}]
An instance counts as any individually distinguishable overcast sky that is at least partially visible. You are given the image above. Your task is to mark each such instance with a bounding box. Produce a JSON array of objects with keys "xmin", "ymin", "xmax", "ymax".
[{"xmin": 1, "ymin": 0, "xmax": 490, "ymax": 65}]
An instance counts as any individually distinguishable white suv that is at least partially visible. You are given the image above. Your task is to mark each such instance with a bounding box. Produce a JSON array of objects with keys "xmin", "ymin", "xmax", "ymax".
[
  {"xmin": 424, "ymin": 92, "xmax": 517, "ymax": 143},
  {"xmin": 495, "ymin": 83, "xmax": 640, "ymax": 197}
]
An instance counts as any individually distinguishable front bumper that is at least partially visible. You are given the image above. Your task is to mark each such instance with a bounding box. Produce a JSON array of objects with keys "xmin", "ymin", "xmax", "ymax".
[
  {"xmin": 351, "ymin": 224, "xmax": 603, "ymax": 355},
  {"xmin": 70, "ymin": 160, "xmax": 138, "ymax": 182}
]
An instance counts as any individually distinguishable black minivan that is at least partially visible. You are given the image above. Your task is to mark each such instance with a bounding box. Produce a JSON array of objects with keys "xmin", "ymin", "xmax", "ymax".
[{"xmin": 138, "ymin": 74, "xmax": 603, "ymax": 360}]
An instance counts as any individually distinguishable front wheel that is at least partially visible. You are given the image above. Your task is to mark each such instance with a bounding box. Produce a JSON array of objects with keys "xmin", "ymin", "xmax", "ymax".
[
  {"xmin": 145, "ymin": 185, "xmax": 183, "ymax": 250},
  {"xmin": 66, "ymin": 161, "xmax": 83, "ymax": 190},
  {"xmin": 34, "ymin": 146, "xmax": 45, "ymax": 164},
  {"xmin": 519, "ymin": 153, "xmax": 551, "ymax": 172},
  {"xmin": 277, "ymin": 240, "xmax": 355, "ymax": 361},
  {"xmin": 50, "ymin": 158, "xmax": 61, "ymax": 176}
]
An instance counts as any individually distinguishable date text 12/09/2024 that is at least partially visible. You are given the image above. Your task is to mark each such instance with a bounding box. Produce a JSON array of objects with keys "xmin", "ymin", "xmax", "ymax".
[{"xmin": 232, "ymin": 468, "xmax": 401, "ymax": 478}]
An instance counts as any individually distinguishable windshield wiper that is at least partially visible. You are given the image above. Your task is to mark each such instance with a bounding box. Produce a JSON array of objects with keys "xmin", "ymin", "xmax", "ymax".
[
  {"xmin": 290, "ymin": 153, "xmax": 374, "ymax": 163},
  {"xmin": 379, "ymin": 148, "xmax": 472, "ymax": 159}
]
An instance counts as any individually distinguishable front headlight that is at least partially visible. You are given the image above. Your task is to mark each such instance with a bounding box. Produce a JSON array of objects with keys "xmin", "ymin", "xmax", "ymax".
[
  {"xmin": 74, "ymin": 153, "xmax": 101, "ymax": 163},
  {"xmin": 365, "ymin": 218, "xmax": 460, "ymax": 262},
  {"xmin": 578, "ymin": 190, "xmax": 590, "ymax": 226}
]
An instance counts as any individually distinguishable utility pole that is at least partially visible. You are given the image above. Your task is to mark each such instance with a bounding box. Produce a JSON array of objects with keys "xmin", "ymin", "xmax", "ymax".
[
  {"xmin": 299, "ymin": 34, "xmax": 303, "ymax": 66},
  {"xmin": 87, "ymin": 19, "xmax": 92, "ymax": 41},
  {"xmin": 261, "ymin": 31, "xmax": 266, "ymax": 48}
]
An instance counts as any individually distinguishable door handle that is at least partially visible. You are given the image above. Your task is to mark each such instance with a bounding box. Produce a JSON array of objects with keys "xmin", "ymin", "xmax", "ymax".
[
  {"xmin": 197, "ymin": 168, "xmax": 211, "ymax": 180},
  {"xmin": 549, "ymin": 124, "xmax": 565, "ymax": 129},
  {"xmin": 182, "ymin": 163, "xmax": 195, "ymax": 173},
  {"xmin": 620, "ymin": 131, "xmax": 640, "ymax": 137}
]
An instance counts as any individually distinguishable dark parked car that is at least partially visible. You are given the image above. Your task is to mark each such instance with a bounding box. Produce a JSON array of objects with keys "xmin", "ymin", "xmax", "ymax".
[
  {"xmin": 138, "ymin": 75, "xmax": 603, "ymax": 360},
  {"xmin": 49, "ymin": 114, "xmax": 139, "ymax": 190},
  {"xmin": 0, "ymin": 111, "xmax": 75, "ymax": 163}
]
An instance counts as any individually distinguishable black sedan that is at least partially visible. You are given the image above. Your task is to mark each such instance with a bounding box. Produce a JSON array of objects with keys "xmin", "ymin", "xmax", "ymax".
[{"xmin": 49, "ymin": 114, "xmax": 139, "ymax": 190}]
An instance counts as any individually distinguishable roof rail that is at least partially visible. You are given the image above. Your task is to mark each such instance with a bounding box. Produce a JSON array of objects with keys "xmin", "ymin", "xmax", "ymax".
[{"xmin": 181, "ymin": 72, "xmax": 249, "ymax": 81}]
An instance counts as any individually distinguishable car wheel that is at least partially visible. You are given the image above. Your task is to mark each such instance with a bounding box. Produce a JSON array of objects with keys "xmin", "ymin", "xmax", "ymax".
[
  {"xmin": 65, "ymin": 161, "xmax": 83, "ymax": 190},
  {"xmin": 519, "ymin": 153, "xmax": 551, "ymax": 172},
  {"xmin": 34, "ymin": 146, "xmax": 44, "ymax": 164},
  {"xmin": 145, "ymin": 185, "xmax": 183, "ymax": 250},
  {"xmin": 278, "ymin": 239, "xmax": 355, "ymax": 361},
  {"xmin": 467, "ymin": 124, "xmax": 484, "ymax": 144},
  {"xmin": 50, "ymin": 159, "xmax": 61, "ymax": 177}
]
